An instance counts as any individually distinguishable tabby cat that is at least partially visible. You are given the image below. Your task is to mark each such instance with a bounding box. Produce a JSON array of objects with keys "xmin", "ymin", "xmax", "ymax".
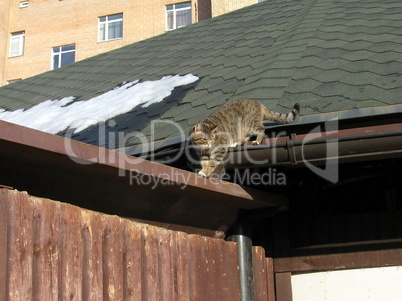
[{"xmin": 190, "ymin": 99, "xmax": 300, "ymax": 178}]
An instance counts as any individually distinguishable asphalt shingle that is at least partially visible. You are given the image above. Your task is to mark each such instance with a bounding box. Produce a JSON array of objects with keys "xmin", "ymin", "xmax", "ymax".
[{"xmin": 0, "ymin": 0, "xmax": 401, "ymax": 150}]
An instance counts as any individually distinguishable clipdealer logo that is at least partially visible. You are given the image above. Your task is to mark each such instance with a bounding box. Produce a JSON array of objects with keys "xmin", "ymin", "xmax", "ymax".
[{"xmin": 62, "ymin": 117, "xmax": 340, "ymax": 187}]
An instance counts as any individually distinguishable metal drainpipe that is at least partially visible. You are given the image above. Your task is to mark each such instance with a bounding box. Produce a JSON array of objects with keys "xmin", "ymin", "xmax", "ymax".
[{"xmin": 227, "ymin": 221, "xmax": 255, "ymax": 301}]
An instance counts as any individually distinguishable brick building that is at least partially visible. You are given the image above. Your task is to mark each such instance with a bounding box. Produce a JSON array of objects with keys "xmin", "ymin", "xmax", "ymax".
[{"xmin": 0, "ymin": 0, "xmax": 259, "ymax": 86}]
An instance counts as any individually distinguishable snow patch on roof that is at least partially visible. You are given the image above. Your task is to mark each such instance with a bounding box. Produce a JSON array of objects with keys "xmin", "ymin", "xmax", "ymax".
[{"xmin": 0, "ymin": 74, "xmax": 199, "ymax": 134}]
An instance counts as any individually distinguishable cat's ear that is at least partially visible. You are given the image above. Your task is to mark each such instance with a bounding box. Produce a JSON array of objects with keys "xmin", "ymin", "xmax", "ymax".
[
  {"xmin": 191, "ymin": 123, "xmax": 203, "ymax": 133},
  {"xmin": 206, "ymin": 122, "xmax": 218, "ymax": 133}
]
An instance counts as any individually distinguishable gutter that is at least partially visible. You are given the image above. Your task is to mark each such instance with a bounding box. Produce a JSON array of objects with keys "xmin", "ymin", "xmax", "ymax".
[
  {"xmin": 126, "ymin": 105, "xmax": 402, "ymax": 158},
  {"xmin": 128, "ymin": 111, "xmax": 402, "ymax": 173},
  {"xmin": 133, "ymin": 118, "xmax": 402, "ymax": 173},
  {"xmin": 226, "ymin": 122, "xmax": 402, "ymax": 170}
]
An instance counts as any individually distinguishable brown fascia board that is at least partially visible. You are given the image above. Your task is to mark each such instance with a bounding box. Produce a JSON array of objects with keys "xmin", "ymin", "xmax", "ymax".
[{"xmin": 0, "ymin": 120, "xmax": 287, "ymax": 234}]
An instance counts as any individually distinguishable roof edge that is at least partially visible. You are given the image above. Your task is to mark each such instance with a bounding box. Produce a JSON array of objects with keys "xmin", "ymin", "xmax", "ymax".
[
  {"xmin": 126, "ymin": 104, "xmax": 402, "ymax": 157},
  {"xmin": 0, "ymin": 120, "xmax": 287, "ymax": 211},
  {"xmin": 292, "ymin": 103, "xmax": 402, "ymax": 126}
]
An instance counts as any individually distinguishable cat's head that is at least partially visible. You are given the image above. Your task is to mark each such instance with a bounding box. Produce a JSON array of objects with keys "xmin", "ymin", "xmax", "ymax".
[{"xmin": 189, "ymin": 121, "xmax": 218, "ymax": 153}]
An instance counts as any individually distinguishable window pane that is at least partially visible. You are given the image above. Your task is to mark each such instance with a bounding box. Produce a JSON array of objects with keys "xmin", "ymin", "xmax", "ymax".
[
  {"xmin": 53, "ymin": 54, "xmax": 60, "ymax": 69},
  {"xmin": 108, "ymin": 21, "xmax": 122, "ymax": 39},
  {"xmin": 176, "ymin": 2, "xmax": 191, "ymax": 9},
  {"xmin": 52, "ymin": 47, "xmax": 61, "ymax": 54},
  {"xmin": 165, "ymin": 3, "xmax": 191, "ymax": 30},
  {"xmin": 176, "ymin": 10, "xmax": 191, "ymax": 28},
  {"xmin": 10, "ymin": 39, "xmax": 20, "ymax": 56},
  {"xmin": 99, "ymin": 16, "xmax": 106, "ymax": 22},
  {"xmin": 52, "ymin": 44, "xmax": 75, "ymax": 69},
  {"xmin": 99, "ymin": 23, "xmax": 106, "ymax": 41},
  {"xmin": 108, "ymin": 13, "xmax": 122, "ymax": 21},
  {"xmin": 61, "ymin": 51, "xmax": 75, "ymax": 67},
  {"xmin": 9, "ymin": 32, "xmax": 24, "ymax": 57},
  {"xmin": 166, "ymin": 11, "xmax": 174, "ymax": 30},
  {"xmin": 62, "ymin": 45, "xmax": 75, "ymax": 52}
]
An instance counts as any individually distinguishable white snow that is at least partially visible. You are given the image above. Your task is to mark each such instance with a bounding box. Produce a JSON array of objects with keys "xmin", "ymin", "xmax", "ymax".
[{"xmin": 0, "ymin": 74, "xmax": 198, "ymax": 134}]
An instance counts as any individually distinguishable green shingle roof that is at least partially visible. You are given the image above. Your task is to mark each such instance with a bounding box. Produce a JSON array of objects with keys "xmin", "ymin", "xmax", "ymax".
[{"xmin": 1, "ymin": 0, "xmax": 402, "ymax": 150}]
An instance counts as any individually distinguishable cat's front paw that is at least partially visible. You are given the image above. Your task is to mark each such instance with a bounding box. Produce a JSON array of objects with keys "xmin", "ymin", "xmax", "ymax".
[{"xmin": 198, "ymin": 170, "xmax": 210, "ymax": 178}]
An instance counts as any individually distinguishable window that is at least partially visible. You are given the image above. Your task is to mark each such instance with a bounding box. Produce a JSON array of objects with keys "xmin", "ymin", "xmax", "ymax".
[
  {"xmin": 9, "ymin": 32, "xmax": 25, "ymax": 57},
  {"xmin": 98, "ymin": 13, "xmax": 123, "ymax": 42},
  {"xmin": 166, "ymin": 2, "xmax": 192, "ymax": 31},
  {"xmin": 7, "ymin": 79, "xmax": 22, "ymax": 85},
  {"xmin": 52, "ymin": 44, "xmax": 75, "ymax": 69},
  {"xmin": 20, "ymin": 1, "xmax": 29, "ymax": 8}
]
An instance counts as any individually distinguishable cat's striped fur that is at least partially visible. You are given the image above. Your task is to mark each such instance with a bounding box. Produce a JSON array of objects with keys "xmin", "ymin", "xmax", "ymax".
[{"xmin": 190, "ymin": 99, "xmax": 300, "ymax": 178}]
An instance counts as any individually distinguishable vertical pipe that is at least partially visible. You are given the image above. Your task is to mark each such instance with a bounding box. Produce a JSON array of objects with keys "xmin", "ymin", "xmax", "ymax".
[{"xmin": 227, "ymin": 222, "xmax": 255, "ymax": 301}]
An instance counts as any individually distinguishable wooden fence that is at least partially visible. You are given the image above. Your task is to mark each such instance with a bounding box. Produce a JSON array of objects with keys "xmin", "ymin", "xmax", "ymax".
[{"xmin": 0, "ymin": 189, "xmax": 273, "ymax": 301}]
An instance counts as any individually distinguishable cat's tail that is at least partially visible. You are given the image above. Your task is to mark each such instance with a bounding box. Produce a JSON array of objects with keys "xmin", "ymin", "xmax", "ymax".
[{"xmin": 263, "ymin": 103, "xmax": 300, "ymax": 123}]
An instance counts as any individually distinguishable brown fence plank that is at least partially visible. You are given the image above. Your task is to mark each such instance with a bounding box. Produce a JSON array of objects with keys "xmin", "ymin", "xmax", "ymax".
[
  {"xmin": 215, "ymin": 238, "xmax": 230, "ymax": 301},
  {"xmin": 143, "ymin": 225, "xmax": 160, "ymax": 301},
  {"xmin": 32, "ymin": 197, "xmax": 60, "ymax": 301},
  {"xmin": 253, "ymin": 246, "xmax": 268, "ymax": 301},
  {"xmin": 103, "ymin": 215, "xmax": 124, "ymax": 301},
  {"xmin": 158, "ymin": 229, "xmax": 175, "ymax": 300},
  {"xmin": 0, "ymin": 190, "xmax": 9, "ymax": 300},
  {"xmin": 265, "ymin": 258, "xmax": 276, "ymax": 301},
  {"xmin": 275, "ymin": 272, "xmax": 293, "ymax": 301},
  {"xmin": 60, "ymin": 204, "xmax": 83, "ymax": 301},
  {"xmin": 7, "ymin": 191, "xmax": 34, "ymax": 300},
  {"xmin": 199, "ymin": 238, "xmax": 210, "ymax": 301},
  {"xmin": 210, "ymin": 239, "xmax": 221, "ymax": 301},
  {"xmin": 123, "ymin": 220, "xmax": 143, "ymax": 300},
  {"xmin": 189, "ymin": 235, "xmax": 203, "ymax": 301},
  {"xmin": 226, "ymin": 241, "xmax": 241, "ymax": 301},
  {"xmin": 82, "ymin": 210, "xmax": 104, "ymax": 301},
  {"xmin": 176, "ymin": 231, "xmax": 191, "ymax": 301},
  {"xmin": 203, "ymin": 238, "xmax": 218, "ymax": 300}
]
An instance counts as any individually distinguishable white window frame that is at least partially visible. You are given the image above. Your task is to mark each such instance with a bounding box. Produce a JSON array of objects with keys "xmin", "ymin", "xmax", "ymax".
[
  {"xmin": 98, "ymin": 13, "xmax": 123, "ymax": 42},
  {"xmin": 20, "ymin": 1, "xmax": 29, "ymax": 8},
  {"xmin": 7, "ymin": 79, "xmax": 22, "ymax": 85},
  {"xmin": 165, "ymin": 2, "xmax": 192, "ymax": 31},
  {"xmin": 52, "ymin": 44, "xmax": 76, "ymax": 70},
  {"xmin": 9, "ymin": 31, "xmax": 25, "ymax": 57}
]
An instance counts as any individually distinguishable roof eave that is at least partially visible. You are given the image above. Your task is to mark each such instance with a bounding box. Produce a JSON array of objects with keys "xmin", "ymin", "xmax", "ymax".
[{"xmin": 0, "ymin": 120, "xmax": 287, "ymax": 236}]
